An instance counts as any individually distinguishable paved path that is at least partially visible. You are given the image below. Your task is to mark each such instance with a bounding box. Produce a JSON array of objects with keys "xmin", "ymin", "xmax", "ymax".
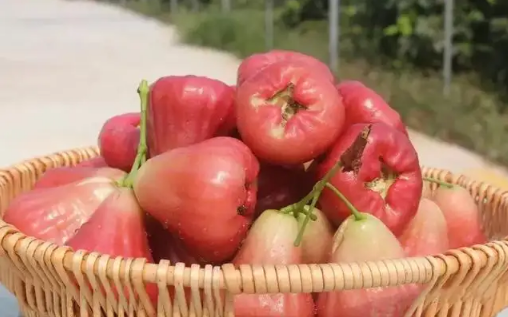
[{"xmin": 0, "ymin": 0, "xmax": 506, "ymax": 315}]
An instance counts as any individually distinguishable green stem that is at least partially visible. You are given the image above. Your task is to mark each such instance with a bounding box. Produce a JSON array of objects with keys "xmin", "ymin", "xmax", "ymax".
[
  {"xmin": 121, "ymin": 79, "xmax": 149, "ymax": 188},
  {"xmin": 280, "ymin": 207, "xmax": 317, "ymax": 221},
  {"xmin": 282, "ymin": 161, "xmax": 343, "ymax": 214},
  {"xmin": 423, "ymin": 177, "xmax": 454, "ymax": 188},
  {"xmin": 287, "ymin": 160, "xmax": 343, "ymax": 246},
  {"xmin": 287, "ymin": 126, "xmax": 370, "ymax": 246},
  {"xmin": 325, "ymin": 182, "xmax": 364, "ymax": 221},
  {"xmin": 293, "ymin": 191, "xmax": 321, "ymax": 246}
]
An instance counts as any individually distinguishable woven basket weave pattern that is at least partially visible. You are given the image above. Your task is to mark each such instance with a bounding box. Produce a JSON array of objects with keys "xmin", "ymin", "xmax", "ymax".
[{"xmin": 0, "ymin": 146, "xmax": 508, "ymax": 316}]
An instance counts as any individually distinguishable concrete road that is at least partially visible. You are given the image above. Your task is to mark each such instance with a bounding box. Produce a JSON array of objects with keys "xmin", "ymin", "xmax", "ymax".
[{"xmin": 0, "ymin": 0, "xmax": 506, "ymax": 315}]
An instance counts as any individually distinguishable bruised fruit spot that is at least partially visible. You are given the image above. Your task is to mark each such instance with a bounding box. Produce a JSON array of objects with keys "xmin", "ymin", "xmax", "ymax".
[
  {"xmin": 237, "ymin": 205, "xmax": 247, "ymax": 215},
  {"xmin": 365, "ymin": 161, "xmax": 398, "ymax": 199},
  {"xmin": 268, "ymin": 83, "xmax": 307, "ymax": 126}
]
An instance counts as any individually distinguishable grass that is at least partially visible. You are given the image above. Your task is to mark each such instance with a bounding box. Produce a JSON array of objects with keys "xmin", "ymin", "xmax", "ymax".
[{"xmin": 120, "ymin": 3, "xmax": 508, "ymax": 166}]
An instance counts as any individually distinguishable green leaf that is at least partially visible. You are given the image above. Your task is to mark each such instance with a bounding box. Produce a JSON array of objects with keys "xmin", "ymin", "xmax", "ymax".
[
  {"xmin": 285, "ymin": 0, "xmax": 301, "ymax": 10},
  {"xmin": 397, "ymin": 15, "xmax": 414, "ymax": 36},
  {"xmin": 467, "ymin": 10, "xmax": 484, "ymax": 22},
  {"xmin": 384, "ymin": 24, "xmax": 399, "ymax": 36},
  {"xmin": 344, "ymin": 5, "xmax": 357, "ymax": 17}
]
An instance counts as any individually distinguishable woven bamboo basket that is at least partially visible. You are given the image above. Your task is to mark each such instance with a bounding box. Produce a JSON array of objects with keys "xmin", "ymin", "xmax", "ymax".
[{"xmin": 1, "ymin": 146, "xmax": 508, "ymax": 317}]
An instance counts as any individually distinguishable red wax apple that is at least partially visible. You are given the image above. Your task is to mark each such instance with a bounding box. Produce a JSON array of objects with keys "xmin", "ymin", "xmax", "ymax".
[
  {"xmin": 76, "ymin": 156, "xmax": 108, "ymax": 168},
  {"xmin": 145, "ymin": 214, "xmax": 198, "ymax": 265},
  {"xmin": 313, "ymin": 123, "xmax": 422, "ymax": 236},
  {"xmin": 33, "ymin": 166, "xmax": 124, "ymax": 190},
  {"xmin": 4, "ymin": 176, "xmax": 120, "ymax": 245},
  {"xmin": 98, "ymin": 112, "xmax": 140, "ymax": 172},
  {"xmin": 233, "ymin": 209, "xmax": 315, "ymax": 316},
  {"xmin": 66, "ymin": 188, "xmax": 151, "ymax": 259},
  {"xmin": 66, "ymin": 187, "xmax": 157, "ymax": 305},
  {"xmin": 147, "ymin": 75, "xmax": 236, "ymax": 157},
  {"xmin": 398, "ymin": 198, "xmax": 449, "ymax": 256},
  {"xmin": 237, "ymin": 50, "xmax": 335, "ymax": 86},
  {"xmin": 317, "ymin": 213, "xmax": 421, "ymax": 317},
  {"xmin": 236, "ymin": 60, "xmax": 345, "ymax": 165},
  {"xmin": 337, "ymin": 80, "xmax": 408, "ymax": 135},
  {"xmin": 133, "ymin": 137, "xmax": 259, "ymax": 264},
  {"xmin": 433, "ymin": 186, "xmax": 487, "ymax": 248}
]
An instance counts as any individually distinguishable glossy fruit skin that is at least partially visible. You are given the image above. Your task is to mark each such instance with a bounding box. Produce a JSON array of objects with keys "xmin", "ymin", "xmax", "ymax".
[
  {"xmin": 233, "ymin": 210, "xmax": 315, "ymax": 317},
  {"xmin": 33, "ymin": 166, "xmax": 124, "ymax": 190},
  {"xmin": 337, "ymin": 80, "xmax": 408, "ymax": 135},
  {"xmin": 433, "ymin": 186, "xmax": 487, "ymax": 248},
  {"xmin": 66, "ymin": 187, "xmax": 151, "ymax": 257},
  {"xmin": 317, "ymin": 213, "xmax": 421, "ymax": 317},
  {"xmin": 66, "ymin": 188, "xmax": 157, "ymax": 304},
  {"xmin": 98, "ymin": 112, "xmax": 140, "ymax": 172},
  {"xmin": 76, "ymin": 156, "xmax": 108, "ymax": 168},
  {"xmin": 133, "ymin": 137, "xmax": 259, "ymax": 264},
  {"xmin": 236, "ymin": 60, "xmax": 345, "ymax": 165},
  {"xmin": 313, "ymin": 123, "xmax": 422, "ymax": 236},
  {"xmin": 237, "ymin": 49, "xmax": 335, "ymax": 86},
  {"xmin": 255, "ymin": 162, "xmax": 311, "ymax": 217},
  {"xmin": 147, "ymin": 75, "xmax": 236, "ymax": 157},
  {"xmin": 216, "ymin": 84, "xmax": 238, "ymax": 136},
  {"xmin": 4, "ymin": 177, "xmax": 117, "ymax": 245},
  {"xmin": 398, "ymin": 198, "xmax": 449, "ymax": 257},
  {"xmin": 145, "ymin": 214, "xmax": 198, "ymax": 265},
  {"xmin": 297, "ymin": 207, "xmax": 334, "ymax": 264}
]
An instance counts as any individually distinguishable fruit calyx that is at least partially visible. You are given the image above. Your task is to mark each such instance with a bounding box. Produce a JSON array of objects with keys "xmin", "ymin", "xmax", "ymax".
[
  {"xmin": 339, "ymin": 124, "xmax": 371, "ymax": 174},
  {"xmin": 118, "ymin": 79, "xmax": 150, "ymax": 189},
  {"xmin": 268, "ymin": 83, "xmax": 307, "ymax": 124},
  {"xmin": 237, "ymin": 205, "xmax": 248, "ymax": 215},
  {"xmin": 282, "ymin": 124, "xmax": 372, "ymax": 246},
  {"xmin": 365, "ymin": 161, "xmax": 398, "ymax": 199}
]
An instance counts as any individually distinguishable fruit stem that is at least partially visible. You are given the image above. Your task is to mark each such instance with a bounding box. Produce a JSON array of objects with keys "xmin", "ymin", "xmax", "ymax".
[
  {"xmin": 121, "ymin": 79, "xmax": 149, "ymax": 188},
  {"xmin": 325, "ymin": 182, "xmax": 364, "ymax": 221},
  {"xmin": 288, "ymin": 124, "xmax": 372, "ymax": 246},
  {"xmin": 281, "ymin": 161, "xmax": 344, "ymax": 215},
  {"xmin": 287, "ymin": 125, "xmax": 372, "ymax": 246},
  {"xmin": 287, "ymin": 159, "xmax": 344, "ymax": 247},
  {"xmin": 280, "ymin": 205, "xmax": 318, "ymax": 221},
  {"xmin": 293, "ymin": 191, "xmax": 321, "ymax": 246},
  {"xmin": 423, "ymin": 177, "xmax": 454, "ymax": 188}
]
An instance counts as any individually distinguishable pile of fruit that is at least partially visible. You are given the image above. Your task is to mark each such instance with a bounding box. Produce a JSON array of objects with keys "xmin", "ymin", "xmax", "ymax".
[{"xmin": 4, "ymin": 50, "xmax": 488, "ymax": 316}]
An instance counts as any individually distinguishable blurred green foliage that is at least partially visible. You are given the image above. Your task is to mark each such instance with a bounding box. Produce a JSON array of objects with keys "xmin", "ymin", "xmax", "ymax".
[{"xmin": 280, "ymin": 0, "xmax": 508, "ymax": 111}]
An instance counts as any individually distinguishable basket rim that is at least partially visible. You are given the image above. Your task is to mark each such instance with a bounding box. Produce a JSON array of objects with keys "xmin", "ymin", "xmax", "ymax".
[{"xmin": 1, "ymin": 145, "xmax": 508, "ymax": 295}]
